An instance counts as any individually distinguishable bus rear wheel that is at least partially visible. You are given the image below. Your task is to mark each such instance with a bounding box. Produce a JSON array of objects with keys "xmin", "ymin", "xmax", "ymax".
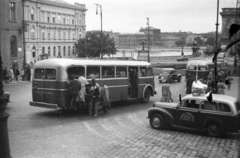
[{"xmin": 142, "ymin": 88, "xmax": 151, "ymax": 102}]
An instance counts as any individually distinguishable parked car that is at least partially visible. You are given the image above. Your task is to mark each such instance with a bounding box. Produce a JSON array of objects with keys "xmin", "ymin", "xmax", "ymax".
[
  {"xmin": 158, "ymin": 68, "xmax": 181, "ymax": 83},
  {"xmin": 147, "ymin": 94, "xmax": 240, "ymax": 137},
  {"xmin": 177, "ymin": 56, "xmax": 189, "ymax": 61}
]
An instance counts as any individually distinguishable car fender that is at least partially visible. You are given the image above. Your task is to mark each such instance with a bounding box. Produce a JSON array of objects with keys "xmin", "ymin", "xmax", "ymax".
[
  {"xmin": 148, "ymin": 107, "xmax": 175, "ymax": 125},
  {"xmin": 177, "ymin": 74, "xmax": 182, "ymax": 78},
  {"xmin": 143, "ymin": 84, "xmax": 154, "ymax": 96}
]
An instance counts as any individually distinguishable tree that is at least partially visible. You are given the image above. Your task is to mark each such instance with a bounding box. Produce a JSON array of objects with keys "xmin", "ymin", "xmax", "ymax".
[
  {"xmin": 175, "ymin": 38, "xmax": 185, "ymax": 46},
  {"xmin": 205, "ymin": 36, "xmax": 215, "ymax": 46},
  {"xmin": 194, "ymin": 37, "xmax": 203, "ymax": 46},
  {"xmin": 74, "ymin": 31, "xmax": 117, "ymax": 58}
]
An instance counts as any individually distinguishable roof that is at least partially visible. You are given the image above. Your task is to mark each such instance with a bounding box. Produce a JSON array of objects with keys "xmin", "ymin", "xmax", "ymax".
[
  {"xmin": 183, "ymin": 94, "xmax": 237, "ymax": 105},
  {"xmin": 161, "ymin": 68, "xmax": 175, "ymax": 71},
  {"xmin": 34, "ymin": 58, "xmax": 151, "ymax": 68}
]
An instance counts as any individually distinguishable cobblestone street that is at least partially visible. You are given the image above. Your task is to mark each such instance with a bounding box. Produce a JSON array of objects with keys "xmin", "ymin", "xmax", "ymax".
[{"xmin": 96, "ymin": 127, "xmax": 239, "ymax": 158}]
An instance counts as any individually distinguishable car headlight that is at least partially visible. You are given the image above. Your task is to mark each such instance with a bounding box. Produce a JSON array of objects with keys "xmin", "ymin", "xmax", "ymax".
[{"xmin": 161, "ymin": 76, "xmax": 164, "ymax": 79}]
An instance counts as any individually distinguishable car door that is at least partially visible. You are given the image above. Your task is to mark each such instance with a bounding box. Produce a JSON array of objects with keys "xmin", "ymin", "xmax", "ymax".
[
  {"xmin": 175, "ymin": 99, "xmax": 202, "ymax": 129},
  {"xmin": 172, "ymin": 70, "xmax": 177, "ymax": 80}
]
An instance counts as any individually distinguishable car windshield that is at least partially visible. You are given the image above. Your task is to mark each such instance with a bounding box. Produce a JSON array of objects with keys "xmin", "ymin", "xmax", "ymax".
[
  {"xmin": 162, "ymin": 71, "xmax": 170, "ymax": 74},
  {"xmin": 235, "ymin": 100, "xmax": 240, "ymax": 112}
]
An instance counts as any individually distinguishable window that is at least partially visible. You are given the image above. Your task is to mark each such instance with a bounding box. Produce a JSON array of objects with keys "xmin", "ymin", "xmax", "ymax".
[
  {"xmin": 63, "ymin": 46, "xmax": 66, "ymax": 56},
  {"xmin": 68, "ymin": 67, "xmax": 85, "ymax": 77},
  {"xmin": 72, "ymin": 46, "xmax": 75, "ymax": 55},
  {"xmin": 53, "ymin": 14, "xmax": 56, "ymax": 23},
  {"xmin": 58, "ymin": 46, "xmax": 61, "ymax": 57},
  {"xmin": 181, "ymin": 100, "xmax": 200, "ymax": 109},
  {"xmin": 48, "ymin": 29, "xmax": 51, "ymax": 40},
  {"xmin": 68, "ymin": 30, "xmax": 70, "ymax": 40},
  {"xmin": 9, "ymin": 2, "xmax": 16, "ymax": 21},
  {"xmin": 72, "ymin": 32, "xmax": 75, "ymax": 40},
  {"xmin": 35, "ymin": 69, "xmax": 45, "ymax": 79},
  {"xmin": 63, "ymin": 16, "xmax": 66, "ymax": 24},
  {"xmin": 47, "ymin": 12, "xmax": 50, "ymax": 22},
  {"xmin": 45, "ymin": 69, "xmax": 56, "ymax": 80},
  {"xmin": 31, "ymin": 8, "xmax": 34, "ymax": 21},
  {"xmin": 218, "ymin": 103, "xmax": 231, "ymax": 112},
  {"xmin": 87, "ymin": 66, "xmax": 100, "ymax": 79},
  {"xmin": 102, "ymin": 66, "xmax": 115, "ymax": 78},
  {"xmin": 48, "ymin": 47, "xmax": 51, "ymax": 57},
  {"xmin": 42, "ymin": 47, "xmax": 45, "ymax": 54},
  {"xmin": 41, "ymin": 11, "xmax": 45, "ymax": 22},
  {"xmin": 53, "ymin": 46, "xmax": 56, "ymax": 56},
  {"xmin": 140, "ymin": 67, "xmax": 147, "ymax": 77},
  {"xmin": 58, "ymin": 15, "xmax": 61, "ymax": 23},
  {"xmin": 10, "ymin": 36, "xmax": 17, "ymax": 57},
  {"xmin": 53, "ymin": 29, "xmax": 56, "ymax": 40},
  {"xmin": 201, "ymin": 101, "xmax": 218, "ymax": 111},
  {"xmin": 42, "ymin": 29, "xmax": 45, "ymax": 40},
  {"xmin": 58, "ymin": 29, "xmax": 61, "ymax": 40},
  {"xmin": 68, "ymin": 46, "xmax": 71, "ymax": 56},
  {"xmin": 31, "ymin": 26, "xmax": 35, "ymax": 39},
  {"xmin": 63, "ymin": 30, "xmax": 66, "ymax": 40},
  {"xmin": 67, "ymin": 15, "xmax": 70, "ymax": 24},
  {"xmin": 147, "ymin": 67, "xmax": 153, "ymax": 76},
  {"xmin": 116, "ymin": 67, "xmax": 127, "ymax": 78},
  {"xmin": 32, "ymin": 46, "xmax": 36, "ymax": 58},
  {"xmin": 72, "ymin": 20, "xmax": 74, "ymax": 25}
]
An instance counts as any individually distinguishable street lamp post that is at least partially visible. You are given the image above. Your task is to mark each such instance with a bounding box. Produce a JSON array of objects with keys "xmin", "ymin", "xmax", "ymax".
[
  {"xmin": 181, "ymin": 45, "xmax": 184, "ymax": 56},
  {"xmin": 214, "ymin": 0, "xmax": 220, "ymax": 93},
  {"xmin": 139, "ymin": 38, "xmax": 147, "ymax": 51},
  {"xmin": 95, "ymin": 4, "xmax": 103, "ymax": 59}
]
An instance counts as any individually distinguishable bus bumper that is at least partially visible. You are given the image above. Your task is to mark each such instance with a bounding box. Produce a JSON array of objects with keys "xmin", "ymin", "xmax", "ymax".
[{"xmin": 29, "ymin": 101, "xmax": 58, "ymax": 109}]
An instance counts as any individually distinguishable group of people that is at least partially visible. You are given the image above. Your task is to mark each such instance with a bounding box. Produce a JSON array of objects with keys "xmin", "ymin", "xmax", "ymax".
[
  {"xmin": 68, "ymin": 74, "xmax": 110, "ymax": 116},
  {"xmin": 2, "ymin": 66, "xmax": 21, "ymax": 82},
  {"xmin": 2, "ymin": 65, "xmax": 32, "ymax": 83}
]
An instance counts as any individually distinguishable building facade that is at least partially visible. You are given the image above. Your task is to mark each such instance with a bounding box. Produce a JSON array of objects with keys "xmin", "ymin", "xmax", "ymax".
[
  {"xmin": 0, "ymin": 0, "xmax": 24, "ymax": 69},
  {"xmin": 23, "ymin": 0, "xmax": 87, "ymax": 64}
]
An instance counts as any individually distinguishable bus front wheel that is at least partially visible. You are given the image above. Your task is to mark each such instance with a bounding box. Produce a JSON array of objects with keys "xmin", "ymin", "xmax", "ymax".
[{"xmin": 142, "ymin": 88, "xmax": 151, "ymax": 102}]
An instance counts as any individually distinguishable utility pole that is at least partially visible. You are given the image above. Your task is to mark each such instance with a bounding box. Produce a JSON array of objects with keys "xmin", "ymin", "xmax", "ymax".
[
  {"xmin": 95, "ymin": 3, "xmax": 103, "ymax": 59},
  {"xmin": 234, "ymin": 0, "xmax": 240, "ymax": 74},
  {"xmin": 147, "ymin": 17, "xmax": 150, "ymax": 63}
]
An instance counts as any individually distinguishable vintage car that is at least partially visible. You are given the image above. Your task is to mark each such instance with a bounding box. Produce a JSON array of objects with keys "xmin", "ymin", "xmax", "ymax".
[
  {"xmin": 158, "ymin": 68, "xmax": 181, "ymax": 83},
  {"xmin": 177, "ymin": 56, "xmax": 189, "ymax": 61},
  {"xmin": 147, "ymin": 94, "xmax": 240, "ymax": 137}
]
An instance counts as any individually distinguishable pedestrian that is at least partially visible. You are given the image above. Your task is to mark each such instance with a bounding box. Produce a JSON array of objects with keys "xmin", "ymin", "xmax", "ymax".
[
  {"xmin": 78, "ymin": 73, "xmax": 88, "ymax": 103},
  {"xmin": 186, "ymin": 75, "xmax": 195, "ymax": 94},
  {"xmin": 208, "ymin": 70, "xmax": 213, "ymax": 81},
  {"xmin": 27, "ymin": 66, "xmax": 31, "ymax": 81},
  {"xmin": 160, "ymin": 81, "xmax": 173, "ymax": 102},
  {"xmin": 226, "ymin": 70, "xmax": 233, "ymax": 90},
  {"xmin": 101, "ymin": 81, "xmax": 110, "ymax": 114},
  {"xmin": 2, "ymin": 67, "xmax": 8, "ymax": 83},
  {"xmin": 68, "ymin": 74, "xmax": 81, "ymax": 109},
  {"xmin": 220, "ymin": 69, "xmax": 226, "ymax": 82},
  {"xmin": 9, "ymin": 67, "xmax": 14, "ymax": 82},
  {"xmin": 85, "ymin": 83, "xmax": 94, "ymax": 116},
  {"xmin": 15, "ymin": 67, "xmax": 20, "ymax": 82},
  {"xmin": 206, "ymin": 78, "xmax": 214, "ymax": 93},
  {"xmin": 217, "ymin": 79, "xmax": 225, "ymax": 95},
  {"xmin": 90, "ymin": 79, "xmax": 100, "ymax": 116}
]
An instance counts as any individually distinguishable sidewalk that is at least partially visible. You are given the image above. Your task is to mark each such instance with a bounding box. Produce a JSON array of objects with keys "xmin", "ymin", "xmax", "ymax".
[{"xmin": 2, "ymin": 79, "xmax": 30, "ymax": 87}]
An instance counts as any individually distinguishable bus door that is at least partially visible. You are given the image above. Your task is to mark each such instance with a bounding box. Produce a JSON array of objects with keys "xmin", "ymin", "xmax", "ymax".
[{"xmin": 128, "ymin": 66, "xmax": 139, "ymax": 98}]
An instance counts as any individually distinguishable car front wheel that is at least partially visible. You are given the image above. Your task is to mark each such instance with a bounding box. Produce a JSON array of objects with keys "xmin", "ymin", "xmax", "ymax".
[
  {"xmin": 206, "ymin": 123, "xmax": 221, "ymax": 137},
  {"xmin": 150, "ymin": 114, "xmax": 165, "ymax": 129}
]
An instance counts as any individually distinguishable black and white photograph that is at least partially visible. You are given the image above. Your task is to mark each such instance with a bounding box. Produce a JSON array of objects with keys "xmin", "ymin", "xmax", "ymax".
[{"xmin": 0, "ymin": 0, "xmax": 239, "ymax": 157}]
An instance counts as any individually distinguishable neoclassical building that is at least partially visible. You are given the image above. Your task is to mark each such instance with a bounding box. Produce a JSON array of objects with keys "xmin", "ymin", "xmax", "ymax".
[
  {"xmin": 0, "ymin": 0, "xmax": 24, "ymax": 69},
  {"xmin": 23, "ymin": 0, "xmax": 87, "ymax": 64}
]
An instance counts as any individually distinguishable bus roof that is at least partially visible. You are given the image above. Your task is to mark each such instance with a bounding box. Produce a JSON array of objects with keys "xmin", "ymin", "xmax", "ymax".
[
  {"xmin": 33, "ymin": 58, "xmax": 152, "ymax": 68},
  {"xmin": 187, "ymin": 59, "xmax": 213, "ymax": 66}
]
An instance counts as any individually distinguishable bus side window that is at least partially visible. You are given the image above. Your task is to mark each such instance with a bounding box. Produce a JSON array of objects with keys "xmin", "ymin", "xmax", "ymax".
[
  {"xmin": 102, "ymin": 66, "xmax": 115, "ymax": 78},
  {"xmin": 87, "ymin": 66, "xmax": 100, "ymax": 79},
  {"xmin": 35, "ymin": 69, "xmax": 45, "ymax": 79},
  {"xmin": 45, "ymin": 69, "xmax": 56, "ymax": 80},
  {"xmin": 147, "ymin": 67, "xmax": 153, "ymax": 76},
  {"xmin": 140, "ymin": 67, "xmax": 147, "ymax": 77},
  {"xmin": 116, "ymin": 66, "xmax": 127, "ymax": 78}
]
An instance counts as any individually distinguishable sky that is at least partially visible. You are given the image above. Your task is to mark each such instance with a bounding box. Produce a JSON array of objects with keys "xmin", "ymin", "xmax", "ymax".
[{"xmin": 65, "ymin": 0, "xmax": 237, "ymax": 33}]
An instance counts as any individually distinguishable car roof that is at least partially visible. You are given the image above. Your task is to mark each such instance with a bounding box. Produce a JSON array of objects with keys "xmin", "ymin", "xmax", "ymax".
[
  {"xmin": 183, "ymin": 94, "xmax": 237, "ymax": 105},
  {"xmin": 162, "ymin": 68, "xmax": 175, "ymax": 71}
]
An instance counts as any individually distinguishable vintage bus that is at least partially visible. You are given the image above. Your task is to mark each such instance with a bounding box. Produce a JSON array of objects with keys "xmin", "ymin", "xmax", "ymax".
[
  {"xmin": 29, "ymin": 58, "xmax": 156, "ymax": 110},
  {"xmin": 185, "ymin": 59, "xmax": 228, "ymax": 81}
]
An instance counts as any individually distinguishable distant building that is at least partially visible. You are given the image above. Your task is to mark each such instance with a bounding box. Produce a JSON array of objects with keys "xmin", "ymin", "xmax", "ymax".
[
  {"xmin": 161, "ymin": 32, "xmax": 189, "ymax": 47},
  {"xmin": 139, "ymin": 27, "xmax": 161, "ymax": 47},
  {"xmin": 0, "ymin": 0, "xmax": 24, "ymax": 69},
  {"xmin": 23, "ymin": 0, "xmax": 87, "ymax": 64},
  {"xmin": 116, "ymin": 32, "xmax": 146, "ymax": 49}
]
